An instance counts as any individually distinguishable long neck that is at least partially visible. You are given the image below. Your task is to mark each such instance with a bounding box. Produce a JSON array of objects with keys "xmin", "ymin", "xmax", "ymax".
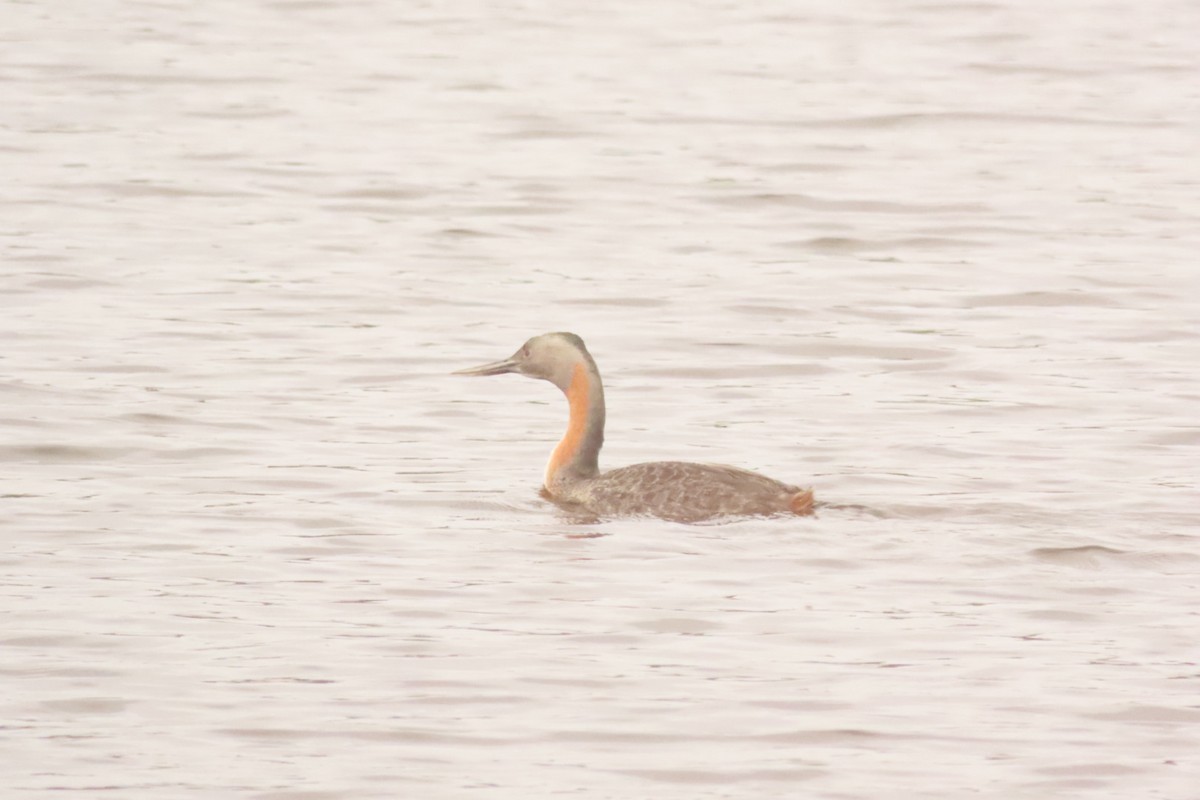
[{"xmin": 544, "ymin": 360, "xmax": 605, "ymax": 490}]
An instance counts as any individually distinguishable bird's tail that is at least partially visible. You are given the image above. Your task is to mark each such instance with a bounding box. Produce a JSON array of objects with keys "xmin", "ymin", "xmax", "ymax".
[{"xmin": 790, "ymin": 489, "xmax": 815, "ymax": 516}]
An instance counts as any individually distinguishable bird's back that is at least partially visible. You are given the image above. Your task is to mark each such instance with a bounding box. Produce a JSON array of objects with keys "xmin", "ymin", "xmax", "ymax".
[{"xmin": 559, "ymin": 461, "xmax": 813, "ymax": 522}]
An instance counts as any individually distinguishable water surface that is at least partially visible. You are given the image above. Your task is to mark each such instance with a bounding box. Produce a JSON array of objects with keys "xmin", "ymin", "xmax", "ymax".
[{"xmin": 3, "ymin": 1, "xmax": 1198, "ymax": 797}]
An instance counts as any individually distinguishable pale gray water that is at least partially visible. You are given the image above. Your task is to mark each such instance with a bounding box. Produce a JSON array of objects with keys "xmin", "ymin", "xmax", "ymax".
[{"xmin": 3, "ymin": 1, "xmax": 1199, "ymax": 798}]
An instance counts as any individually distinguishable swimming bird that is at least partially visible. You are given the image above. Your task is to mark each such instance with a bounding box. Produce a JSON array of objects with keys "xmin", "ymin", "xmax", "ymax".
[{"xmin": 454, "ymin": 332, "xmax": 815, "ymax": 522}]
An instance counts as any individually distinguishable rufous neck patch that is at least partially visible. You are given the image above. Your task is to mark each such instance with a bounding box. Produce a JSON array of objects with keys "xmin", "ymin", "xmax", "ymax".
[{"xmin": 545, "ymin": 363, "xmax": 590, "ymax": 488}]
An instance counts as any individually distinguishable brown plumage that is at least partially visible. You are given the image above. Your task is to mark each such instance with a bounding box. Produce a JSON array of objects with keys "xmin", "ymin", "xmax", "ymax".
[{"xmin": 454, "ymin": 332, "xmax": 815, "ymax": 523}]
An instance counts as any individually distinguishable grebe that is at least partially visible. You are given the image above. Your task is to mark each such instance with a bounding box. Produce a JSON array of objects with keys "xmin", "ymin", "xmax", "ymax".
[{"xmin": 454, "ymin": 332, "xmax": 815, "ymax": 522}]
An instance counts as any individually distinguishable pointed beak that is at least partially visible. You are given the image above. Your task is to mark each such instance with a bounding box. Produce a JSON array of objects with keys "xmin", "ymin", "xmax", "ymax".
[{"xmin": 452, "ymin": 357, "xmax": 520, "ymax": 377}]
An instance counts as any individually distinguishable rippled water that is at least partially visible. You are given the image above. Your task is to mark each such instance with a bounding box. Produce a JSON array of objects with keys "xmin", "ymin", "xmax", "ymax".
[{"xmin": 4, "ymin": 1, "xmax": 1199, "ymax": 797}]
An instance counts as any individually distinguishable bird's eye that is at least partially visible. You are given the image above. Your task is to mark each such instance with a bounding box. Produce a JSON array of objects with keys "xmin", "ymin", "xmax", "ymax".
[{"xmin": 522, "ymin": 346, "xmax": 531, "ymax": 357}]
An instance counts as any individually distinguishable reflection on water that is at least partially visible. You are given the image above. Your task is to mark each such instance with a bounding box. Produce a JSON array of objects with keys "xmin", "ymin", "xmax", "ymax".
[{"xmin": 3, "ymin": 0, "xmax": 1199, "ymax": 797}]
